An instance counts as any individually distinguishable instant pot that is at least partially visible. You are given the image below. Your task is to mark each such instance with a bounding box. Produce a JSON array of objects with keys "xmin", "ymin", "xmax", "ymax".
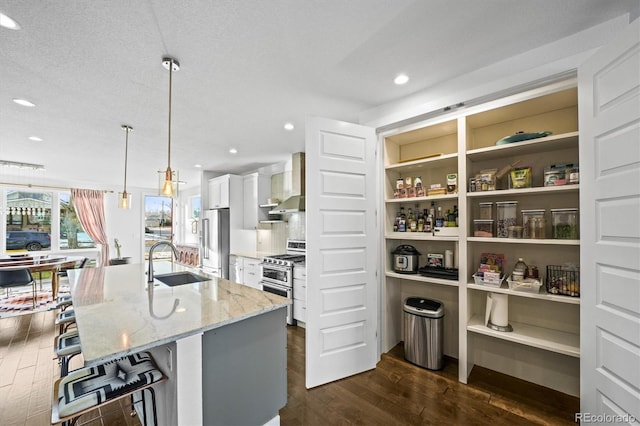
[{"xmin": 392, "ymin": 245, "xmax": 421, "ymax": 274}]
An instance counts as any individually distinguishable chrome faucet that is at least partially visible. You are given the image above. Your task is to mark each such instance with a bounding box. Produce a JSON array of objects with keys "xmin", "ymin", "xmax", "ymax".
[{"xmin": 147, "ymin": 241, "xmax": 180, "ymax": 283}]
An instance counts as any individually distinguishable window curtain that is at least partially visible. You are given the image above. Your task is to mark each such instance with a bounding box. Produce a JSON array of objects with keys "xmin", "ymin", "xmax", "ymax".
[{"xmin": 71, "ymin": 189, "xmax": 109, "ymax": 266}]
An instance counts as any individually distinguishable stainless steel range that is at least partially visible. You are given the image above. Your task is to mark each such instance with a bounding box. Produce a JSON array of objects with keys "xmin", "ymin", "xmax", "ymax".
[{"xmin": 261, "ymin": 239, "xmax": 305, "ymax": 325}]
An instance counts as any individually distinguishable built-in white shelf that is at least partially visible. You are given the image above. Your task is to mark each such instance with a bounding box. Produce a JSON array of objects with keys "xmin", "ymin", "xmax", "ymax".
[
  {"xmin": 386, "ymin": 193, "xmax": 458, "ymax": 203},
  {"xmin": 467, "ymin": 314, "xmax": 580, "ymax": 358},
  {"xmin": 385, "ymin": 232, "xmax": 459, "ymax": 242},
  {"xmin": 467, "ymin": 283, "xmax": 580, "ymax": 304},
  {"xmin": 466, "ymin": 131, "xmax": 579, "ymax": 161},
  {"xmin": 467, "ymin": 184, "xmax": 579, "ymax": 198},
  {"xmin": 385, "ymin": 152, "xmax": 458, "ymax": 172},
  {"xmin": 467, "ymin": 237, "xmax": 579, "ymax": 245},
  {"xmin": 387, "ymin": 271, "xmax": 459, "ymax": 287}
]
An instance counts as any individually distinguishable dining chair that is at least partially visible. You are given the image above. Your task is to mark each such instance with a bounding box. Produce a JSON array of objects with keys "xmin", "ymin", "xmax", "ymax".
[
  {"xmin": 0, "ymin": 268, "xmax": 37, "ymax": 308},
  {"xmin": 56, "ymin": 257, "xmax": 89, "ymax": 311}
]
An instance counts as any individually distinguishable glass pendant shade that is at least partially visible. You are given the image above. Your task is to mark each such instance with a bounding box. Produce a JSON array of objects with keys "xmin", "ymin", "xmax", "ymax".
[
  {"xmin": 118, "ymin": 191, "xmax": 132, "ymax": 209},
  {"xmin": 159, "ymin": 168, "xmax": 178, "ymax": 198},
  {"xmin": 118, "ymin": 125, "xmax": 133, "ymax": 209}
]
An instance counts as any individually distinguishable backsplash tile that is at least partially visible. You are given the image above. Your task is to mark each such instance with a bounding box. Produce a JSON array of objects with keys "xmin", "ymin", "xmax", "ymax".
[{"xmin": 256, "ymin": 212, "xmax": 305, "ymax": 253}]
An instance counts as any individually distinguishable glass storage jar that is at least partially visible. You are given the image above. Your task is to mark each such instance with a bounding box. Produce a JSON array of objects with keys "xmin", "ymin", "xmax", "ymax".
[
  {"xmin": 507, "ymin": 225, "xmax": 523, "ymax": 238},
  {"xmin": 551, "ymin": 208, "xmax": 579, "ymax": 239},
  {"xmin": 496, "ymin": 201, "xmax": 518, "ymax": 238},
  {"xmin": 522, "ymin": 209, "xmax": 546, "ymax": 239},
  {"xmin": 479, "ymin": 202, "xmax": 494, "ymax": 219},
  {"xmin": 473, "ymin": 219, "xmax": 495, "ymax": 237}
]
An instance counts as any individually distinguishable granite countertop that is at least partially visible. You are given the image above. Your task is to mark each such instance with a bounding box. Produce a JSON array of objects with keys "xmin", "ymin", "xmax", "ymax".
[{"xmin": 67, "ymin": 262, "xmax": 289, "ymax": 365}]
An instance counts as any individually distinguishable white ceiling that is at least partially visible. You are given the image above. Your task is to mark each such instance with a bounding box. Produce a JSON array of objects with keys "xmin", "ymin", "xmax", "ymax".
[{"xmin": 1, "ymin": 0, "xmax": 638, "ymax": 190}]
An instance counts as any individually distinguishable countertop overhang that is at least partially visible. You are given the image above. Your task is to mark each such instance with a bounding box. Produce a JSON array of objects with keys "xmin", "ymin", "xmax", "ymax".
[{"xmin": 67, "ymin": 262, "xmax": 289, "ymax": 365}]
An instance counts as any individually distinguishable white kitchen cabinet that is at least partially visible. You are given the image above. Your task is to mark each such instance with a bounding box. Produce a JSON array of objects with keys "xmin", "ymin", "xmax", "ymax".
[
  {"xmin": 381, "ymin": 79, "xmax": 581, "ymax": 396},
  {"xmin": 229, "ymin": 255, "xmax": 262, "ymax": 289},
  {"xmin": 242, "ymin": 172, "xmax": 271, "ymax": 229},
  {"xmin": 243, "ymin": 257, "xmax": 262, "ymax": 290},
  {"xmin": 208, "ymin": 174, "xmax": 242, "ymax": 209},
  {"xmin": 293, "ymin": 266, "xmax": 307, "ymax": 324},
  {"xmin": 229, "ymin": 255, "xmax": 243, "ymax": 284}
]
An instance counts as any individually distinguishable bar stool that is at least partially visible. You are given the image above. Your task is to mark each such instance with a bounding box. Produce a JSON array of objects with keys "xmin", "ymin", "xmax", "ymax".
[
  {"xmin": 54, "ymin": 329, "xmax": 82, "ymax": 377},
  {"xmin": 55, "ymin": 308, "xmax": 76, "ymax": 334},
  {"xmin": 51, "ymin": 351, "xmax": 167, "ymax": 426},
  {"xmin": 56, "ymin": 294, "xmax": 73, "ymax": 312}
]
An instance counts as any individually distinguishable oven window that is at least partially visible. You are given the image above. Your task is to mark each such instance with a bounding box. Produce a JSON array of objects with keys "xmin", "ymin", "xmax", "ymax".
[{"xmin": 263, "ymin": 269, "xmax": 289, "ymax": 282}]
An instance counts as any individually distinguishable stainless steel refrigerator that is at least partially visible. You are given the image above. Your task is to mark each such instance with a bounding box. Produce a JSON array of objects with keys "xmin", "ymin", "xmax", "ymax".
[{"xmin": 200, "ymin": 208, "xmax": 230, "ymax": 278}]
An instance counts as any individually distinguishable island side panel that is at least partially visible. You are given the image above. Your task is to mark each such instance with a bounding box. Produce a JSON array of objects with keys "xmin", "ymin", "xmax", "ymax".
[
  {"xmin": 202, "ymin": 307, "xmax": 287, "ymax": 425},
  {"xmin": 135, "ymin": 342, "xmax": 179, "ymax": 426}
]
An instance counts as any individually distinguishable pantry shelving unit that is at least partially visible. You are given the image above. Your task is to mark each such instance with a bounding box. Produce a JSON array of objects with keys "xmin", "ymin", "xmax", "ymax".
[
  {"xmin": 387, "ymin": 270, "xmax": 460, "ymax": 288},
  {"xmin": 381, "ymin": 78, "xmax": 581, "ymax": 397}
]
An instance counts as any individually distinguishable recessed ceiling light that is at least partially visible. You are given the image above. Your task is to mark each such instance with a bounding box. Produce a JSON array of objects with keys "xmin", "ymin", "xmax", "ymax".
[
  {"xmin": 28, "ymin": 136, "xmax": 43, "ymax": 141},
  {"xmin": 229, "ymin": 148, "xmax": 238, "ymax": 154},
  {"xmin": 394, "ymin": 74, "xmax": 409, "ymax": 85},
  {"xmin": 13, "ymin": 98, "xmax": 35, "ymax": 107},
  {"xmin": 194, "ymin": 164, "xmax": 202, "ymax": 168},
  {"xmin": 284, "ymin": 122, "xmax": 294, "ymax": 131},
  {"xmin": 0, "ymin": 12, "xmax": 20, "ymax": 30}
]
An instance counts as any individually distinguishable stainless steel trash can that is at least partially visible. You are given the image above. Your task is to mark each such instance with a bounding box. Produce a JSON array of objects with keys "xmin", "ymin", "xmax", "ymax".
[{"xmin": 403, "ymin": 297, "xmax": 444, "ymax": 370}]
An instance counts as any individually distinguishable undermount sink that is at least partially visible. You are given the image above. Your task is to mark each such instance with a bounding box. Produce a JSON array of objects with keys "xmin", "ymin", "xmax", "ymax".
[{"xmin": 154, "ymin": 271, "xmax": 210, "ymax": 287}]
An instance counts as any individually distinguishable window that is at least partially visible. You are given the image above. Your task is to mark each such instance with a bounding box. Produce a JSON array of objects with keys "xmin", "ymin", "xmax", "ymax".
[
  {"xmin": 5, "ymin": 190, "xmax": 52, "ymax": 252},
  {"xmin": 189, "ymin": 196, "xmax": 201, "ymax": 237},
  {"xmin": 144, "ymin": 195, "xmax": 173, "ymax": 259},
  {"xmin": 59, "ymin": 193, "xmax": 96, "ymax": 250}
]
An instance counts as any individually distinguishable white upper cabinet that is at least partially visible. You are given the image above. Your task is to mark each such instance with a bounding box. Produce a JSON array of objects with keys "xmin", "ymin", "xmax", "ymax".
[
  {"xmin": 208, "ymin": 174, "xmax": 241, "ymax": 209},
  {"xmin": 243, "ymin": 172, "xmax": 271, "ymax": 229}
]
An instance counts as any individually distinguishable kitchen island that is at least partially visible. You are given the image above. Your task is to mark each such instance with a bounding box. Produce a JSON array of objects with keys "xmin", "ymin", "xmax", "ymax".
[{"xmin": 67, "ymin": 262, "xmax": 289, "ymax": 426}]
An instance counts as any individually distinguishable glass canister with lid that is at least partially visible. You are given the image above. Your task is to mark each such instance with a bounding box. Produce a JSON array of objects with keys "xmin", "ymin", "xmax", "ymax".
[
  {"xmin": 551, "ymin": 208, "xmax": 579, "ymax": 239},
  {"xmin": 496, "ymin": 201, "xmax": 518, "ymax": 238},
  {"xmin": 522, "ymin": 209, "xmax": 546, "ymax": 239},
  {"xmin": 479, "ymin": 202, "xmax": 494, "ymax": 220}
]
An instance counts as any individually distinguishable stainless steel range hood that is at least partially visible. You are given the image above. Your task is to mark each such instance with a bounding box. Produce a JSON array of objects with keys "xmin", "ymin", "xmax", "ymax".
[
  {"xmin": 269, "ymin": 152, "xmax": 305, "ymax": 214},
  {"xmin": 269, "ymin": 194, "xmax": 305, "ymax": 214}
]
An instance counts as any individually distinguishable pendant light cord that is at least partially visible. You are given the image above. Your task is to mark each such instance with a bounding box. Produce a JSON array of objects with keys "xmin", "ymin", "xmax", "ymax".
[
  {"xmin": 167, "ymin": 59, "xmax": 173, "ymax": 169},
  {"xmin": 123, "ymin": 126, "xmax": 130, "ymax": 193}
]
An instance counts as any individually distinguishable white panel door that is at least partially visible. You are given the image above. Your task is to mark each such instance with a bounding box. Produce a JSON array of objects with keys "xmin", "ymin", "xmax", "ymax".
[
  {"xmin": 579, "ymin": 18, "xmax": 640, "ymax": 422},
  {"xmin": 305, "ymin": 116, "xmax": 378, "ymax": 388}
]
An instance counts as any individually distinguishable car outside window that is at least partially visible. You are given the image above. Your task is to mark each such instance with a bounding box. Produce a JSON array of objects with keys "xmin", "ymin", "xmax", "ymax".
[{"xmin": 5, "ymin": 190, "xmax": 52, "ymax": 252}]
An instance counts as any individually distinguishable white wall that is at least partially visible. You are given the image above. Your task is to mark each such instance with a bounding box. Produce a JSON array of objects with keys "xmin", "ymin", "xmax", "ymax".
[{"xmin": 104, "ymin": 187, "xmax": 147, "ymax": 264}]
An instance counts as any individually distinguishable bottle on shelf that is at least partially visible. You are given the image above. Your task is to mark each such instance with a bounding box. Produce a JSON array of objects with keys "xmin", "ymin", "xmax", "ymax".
[
  {"xmin": 435, "ymin": 206, "xmax": 445, "ymax": 228},
  {"xmin": 408, "ymin": 208, "xmax": 417, "ymax": 232},
  {"xmin": 447, "ymin": 208, "xmax": 456, "ymax": 227},
  {"xmin": 425, "ymin": 204, "xmax": 434, "ymax": 233},
  {"xmin": 512, "ymin": 258, "xmax": 527, "ymax": 281},
  {"xmin": 417, "ymin": 208, "xmax": 425, "ymax": 232},
  {"xmin": 398, "ymin": 207, "xmax": 406, "ymax": 232}
]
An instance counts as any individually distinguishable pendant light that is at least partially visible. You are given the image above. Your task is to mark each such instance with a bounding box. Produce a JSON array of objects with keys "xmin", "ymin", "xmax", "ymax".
[
  {"xmin": 118, "ymin": 125, "xmax": 133, "ymax": 209},
  {"xmin": 160, "ymin": 56, "xmax": 180, "ymax": 198}
]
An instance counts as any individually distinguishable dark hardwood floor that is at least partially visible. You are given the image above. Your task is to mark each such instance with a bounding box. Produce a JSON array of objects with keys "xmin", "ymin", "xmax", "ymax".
[
  {"xmin": 0, "ymin": 310, "xmax": 578, "ymax": 425},
  {"xmin": 280, "ymin": 326, "xmax": 579, "ymax": 426}
]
